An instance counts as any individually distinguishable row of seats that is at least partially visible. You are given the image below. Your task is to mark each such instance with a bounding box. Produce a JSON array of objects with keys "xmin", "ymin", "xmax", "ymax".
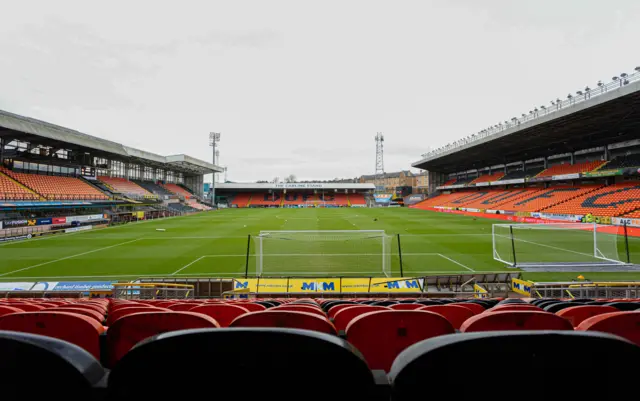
[
  {"xmin": 470, "ymin": 172, "xmax": 505, "ymax": 184},
  {"xmin": 97, "ymin": 176, "xmax": 152, "ymax": 197},
  {"xmin": 543, "ymin": 181, "xmax": 640, "ymax": 216},
  {"xmin": 0, "ymin": 167, "xmax": 108, "ymax": 200},
  {"xmin": 600, "ymin": 154, "xmax": 640, "ymax": 170},
  {"xmin": 186, "ymin": 199, "xmax": 211, "ymax": 210},
  {"xmin": 1, "ymin": 297, "xmax": 638, "ymax": 374},
  {"xmin": 131, "ymin": 179, "xmax": 174, "ymax": 196},
  {"xmin": 535, "ymin": 160, "xmax": 606, "ymax": 177},
  {"xmin": 232, "ymin": 192, "xmax": 366, "ymax": 207},
  {"xmin": 162, "ymin": 183, "xmax": 193, "ymax": 198},
  {"xmin": 5, "ymin": 328, "xmax": 638, "ymax": 400},
  {"xmin": 0, "ymin": 172, "xmax": 39, "ymax": 200}
]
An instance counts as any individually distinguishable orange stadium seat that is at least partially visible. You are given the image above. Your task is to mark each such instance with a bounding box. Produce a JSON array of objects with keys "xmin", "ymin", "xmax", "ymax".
[
  {"xmin": 576, "ymin": 311, "xmax": 640, "ymax": 345},
  {"xmin": 230, "ymin": 310, "xmax": 337, "ymax": 334},
  {"xmin": 543, "ymin": 181, "xmax": 640, "ymax": 217},
  {"xmin": 188, "ymin": 304, "xmax": 250, "ymax": 327},
  {"xmin": 348, "ymin": 193, "xmax": 366, "ymax": 205},
  {"xmin": 250, "ymin": 192, "xmax": 283, "ymax": 206},
  {"xmin": 460, "ymin": 311, "xmax": 574, "ymax": 332},
  {"xmin": 536, "ymin": 160, "xmax": 606, "ymax": 177},
  {"xmin": 161, "ymin": 183, "xmax": 193, "ymax": 198},
  {"xmin": 442, "ymin": 178, "xmax": 457, "ymax": 186},
  {"xmin": 0, "ymin": 167, "xmax": 108, "ymax": 200},
  {"xmin": 555, "ymin": 305, "xmax": 618, "ymax": 327},
  {"xmin": 231, "ymin": 193, "xmax": 252, "ymax": 207},
  {"xmin": 495, "ymin": 185, "xmax": 601, "ymax": 212},
  {"xmin": 418, "ymin": 305, "xmax": 475, "ymax": 329},
  {"xmin": 470, "ymin": 172, "xmax": 505, "ymax": 184},
  {"xmin": 98, "ymin": 176, "xmax": 152, "ymax": 197},
  {"xmin": 0, "ymin": 171, "xmax": 39, "ymax": 200}
]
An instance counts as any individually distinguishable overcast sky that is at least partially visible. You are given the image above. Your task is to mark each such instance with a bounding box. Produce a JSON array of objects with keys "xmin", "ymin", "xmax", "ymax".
[{"xmin": 1, "ymin": 1, "xmax": 639, "ymax": 183}]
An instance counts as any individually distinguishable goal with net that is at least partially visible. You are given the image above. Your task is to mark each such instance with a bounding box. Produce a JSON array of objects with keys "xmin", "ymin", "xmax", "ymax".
[
  {"xmin": 492, "ymin": 223, "xmax": 630, "ymax": 268},
  {"xmin": 253, "ymin": 230, "xmax": 393, "ymax": 277}
]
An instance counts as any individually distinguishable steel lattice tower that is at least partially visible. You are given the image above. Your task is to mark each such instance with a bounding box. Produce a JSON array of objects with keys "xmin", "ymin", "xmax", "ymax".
[{"xmin": 375, "ymin": 132, "xmax": 384, "ymax": 191}]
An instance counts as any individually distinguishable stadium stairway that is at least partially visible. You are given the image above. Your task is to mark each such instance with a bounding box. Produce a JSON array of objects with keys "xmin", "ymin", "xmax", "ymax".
[{"xmin": 0, "ymin": 297, "xmax": 639, "ymax": 399}]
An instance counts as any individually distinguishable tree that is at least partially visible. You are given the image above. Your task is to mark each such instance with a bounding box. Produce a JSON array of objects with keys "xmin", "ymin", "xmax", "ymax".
[
  {"xmin": 272, "ymin": 177, "xmax": 280, "ymax": 184},
  {"xmin": 285, "ymin": 174, "xmax": 297, "ymax": 183}
]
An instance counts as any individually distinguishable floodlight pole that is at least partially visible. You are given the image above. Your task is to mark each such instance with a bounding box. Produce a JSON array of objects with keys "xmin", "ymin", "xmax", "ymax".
[{"xmin": 209, "ymin": 132, "xmax": 221, "ymax": 205}]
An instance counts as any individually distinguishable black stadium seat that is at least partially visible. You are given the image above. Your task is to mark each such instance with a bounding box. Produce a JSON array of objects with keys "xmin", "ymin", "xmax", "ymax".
[
  {"xmin": 108, "ymin": 328, "xmax": 381, "ymax": 400},
  {"xmin": 0, "ymin": 331, "xmax": 106, "ymax": 399},
  {"xmin": 604, "ymin": 302, "xmax": 640, "ymax": 311},
  {"xmin": 542, "ymin": 301, "xmax": 576, "ymax": 313},
  {"xmin": 389, "ymin": 331, "xmax": 640, "ymax": 400}
]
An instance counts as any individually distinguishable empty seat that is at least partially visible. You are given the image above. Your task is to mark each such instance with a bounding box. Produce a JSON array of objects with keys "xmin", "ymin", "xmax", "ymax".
[
  {"xmin": 0, "ymin": 305, "xmax": 22, "ymax": 317},
  {"xmin": 230, "ymin": 311, "xmax": 336, "ymax": 335},
  {"xmin": 577, "ymin": 311, "xmax": 640, "ymax": 345},
  {"xmin": 389, "ymin": 331, "xmax": 640, "ymax": 401},
  {"xmin": 418, "ymin": 305, "xmax": 475, "ymax": 330},
  {"xmin": 556, "ymin": 305, "xmax": 618, "ymax": 327},
  {"xmin": 188, "ymin": 304, "xmax": 249, "ymax": 327},
  {"xmin": 543, "ymin": 302, "xmax": 577, "ymax": 313},
  {"xmin": 488, "ymin": 304, "xmax": 542, "ymax": 313},
  {"xmin": 229, "ymin": 302, "xmax": 266, "ymax": 312},
  {"xmin": 604, "ymin": 302, "xmax": 640, "ymax": 311},
  {"xmin": 106, "ymin": 306, "xmax": 169, "ymax": 326},
  {"xmin": 166, "ymin": 303, "xmax": 203, "ymax": 311},
  {"xmin": 460, "ymin": 311, "xmax": 573, "ymax": 332},
  {"xmin": 328, "ymin": 303, "xmax": 362, "ymax": 318},
  {"xmin": 0, "ymin": 311, "xmax": 105, "ymax": 359},
  {"xmin": 106, "ymin": 311, "xmax": 219, "ymax": 367},
  {"xmin": 108, "ymin": 328, "xmax": 377, "ymax": 399},
  {"xmin": 449, "ymin": 302, "xmax": 485, "ymax": 315},
  {"xmin": 389, "ymin": 304, "xmax": 424, "ymax": 311},
  {"xmin": 333, "ymin": 305, "xmax": 389, "ymax": 332},
  {"xmin": 272, "ymin": 305, "xmax": 327, "ymax": 317},
  {"xmin": 0, "ymin": 331, "xmax": 106, "ymax": 399},
  {"xmin": 51, "ymin": 307, "xmax": 104, "ymax": 323},
  {"xmin": 346, "ymin": 310, "xmax": 454, "ymax": 372}
]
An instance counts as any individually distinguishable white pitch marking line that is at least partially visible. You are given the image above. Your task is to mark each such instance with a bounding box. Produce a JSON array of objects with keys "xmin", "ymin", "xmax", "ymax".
[
  {"xmin": 437, "ymin": 253, "xmax": 475, "ymax": 272},
  {"xmin": 0, "ymin": 238, "xmax": 145, "ymax": 277},
  {"xmin": 171, "ymin": 256, "xmax": 208, "ymax": 275}
]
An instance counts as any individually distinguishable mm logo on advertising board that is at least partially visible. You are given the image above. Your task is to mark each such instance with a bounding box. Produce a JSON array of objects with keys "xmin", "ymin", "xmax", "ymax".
[
  {"xmin": 512, "ymin": 278, "xmax": 533, "ymax": 296},
  {"xmin": 371, "ymin": 278, "xmax": 422, "ymax": 292}
]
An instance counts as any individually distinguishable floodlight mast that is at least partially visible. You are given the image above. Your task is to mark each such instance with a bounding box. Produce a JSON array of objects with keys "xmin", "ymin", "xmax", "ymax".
[{"xmin": 209, "ymin": 132, "xmax": 221, "ymax": 204}]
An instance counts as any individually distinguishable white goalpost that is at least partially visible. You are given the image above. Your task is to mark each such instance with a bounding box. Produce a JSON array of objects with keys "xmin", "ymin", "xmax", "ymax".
[
  {"xmin": 492, "ymin": 222, "xmax": 629, "ymax": 269},
  {"xmin": 254, "ymin": 230, "xmax": 393, "ymax": 277}
]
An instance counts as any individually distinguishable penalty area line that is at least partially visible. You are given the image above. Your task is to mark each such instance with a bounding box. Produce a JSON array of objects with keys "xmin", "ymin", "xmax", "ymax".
[{"xmin": 436, "ymin": 253, "xmax": 475, "ymax": 272}]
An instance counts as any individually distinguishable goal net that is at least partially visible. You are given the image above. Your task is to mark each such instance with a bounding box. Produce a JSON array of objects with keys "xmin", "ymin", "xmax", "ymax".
[
  {"xmin": 254, "ymin": 230, "xmax": 393, "ymax": 277},
  {"xmin": 493, "ymin": 223, "xmax": 628, "ymax": 268}
]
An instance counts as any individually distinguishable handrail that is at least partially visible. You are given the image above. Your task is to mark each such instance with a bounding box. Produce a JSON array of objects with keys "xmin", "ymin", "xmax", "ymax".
[{"xmin": 417, "ymin": 70, "xmax": 640, "ymax": 162}]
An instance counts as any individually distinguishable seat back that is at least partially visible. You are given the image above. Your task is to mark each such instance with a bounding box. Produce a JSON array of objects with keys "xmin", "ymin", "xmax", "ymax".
[
  {"xmin": 51, "ymin": 307, "xmax": 105, "ymax": 323},
  {"xmin": 188, "ymin": 304, "xmax": 249, "ymax": 327},
  {"xmin": 107, "ymin": 328, "xmax": 377, "ymax": 399},
  {"xmin": 460, "ymin": 311, "xmax": 574, "ymax": 332},
  {"xmin": 418, "ymin": 305, "xmax": 474, "ymax": 330},
  {"xmin": 333, "ymin": 305, "xmax": 389, "ymax": 332},
  {"xmin": 228, "ymin": 302, "xmax": 266, "ymax": 312},
  {"xmin": 106, "ymin": 311, "xmax": 219, "ymax": 367},
  {"xmin": 230, "ymin": 311, "xmax": 336, "ymax": 334},
  {"xmin": 389, "ymin": 304, "xmax": 424, "ymax": 311},
  {"xmin": 389, "ymin": 331, "xmax": 640, "ymax": 401},
  {"xmin": 0, "ymin": 305, "xmax": 23, "ymax": 317},
  {"xmin": 577, "ymin": 311, "xmax": 640, "ymax": 345},
  {"xmin": 448, "ymin": 302, "xmax": 485, "ymax": 315},
  {"xmin": 345, "ymin": 310, "xmax": 454, "ymax": 372},
  {"xmin": 167, "ymin": 303, "xmax": 203, "ymax": 311},
  {"xmin": 328, "ymin": 303, "xmax": 361, "ymax": 318},
  {"xmin": 106, "ymin": 306, "xmax": 169, "ymax": 326},
  {"xmin": 604, "ymin": 302, "xmax": 640, "ymax": 311},
  {"xmin": 0, "ymin": 311, "xmax": 105, "ymax": 358},
  {"xmin": 488, "ymin": 304, "xmax": 542, "ymax": 313},
  {"xmin": 556, "ymin": 305, "xmax": 618, "ymax": 327},
  {"xmin": 271, "ymin": 305, "xmax": 327, "ymax": 317},
  {"xmin": 0, "ymin": 331, "xmax": 106, "ymax": 399}
]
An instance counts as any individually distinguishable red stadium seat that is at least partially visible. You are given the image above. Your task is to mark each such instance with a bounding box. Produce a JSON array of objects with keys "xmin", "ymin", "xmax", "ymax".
[
  {"xmin": 449, "ymin": 302, "xmax": 485, "ymax": 315},
  {"xmin": 0, "ymin": 311, "xmax": 105, "ymax": 359},
  {"xmin": 106, "ymin": 306, "xmax": 169, "ymax": 326},
  {"xmin": 230, "ymin": 311, "xmax": 336, "ymax": 335},
  {"xmin": 51, "ymin": 307, "xmax": 105, "ymax": 323},
  {"xmin": 418, "ymin": 305, "xmax": 475, "ymax": 330},
  {"xmin": 327, "ymin": 303, "xmax": 360, "ymax": 318},
  {"xmin": 576, "ymin": 311, "xmax": 640, "ymax": 345},
  {"xmin": 1, "ymin": 303, "xmax": 44, "ymax": 312},
  {"xmin": 345, "ymin": 310, "xmax": 454, "ymax": 372},
  {"xmin": 167, "ymin": 303, "xmax": 204, "ymax": 311},
  {"xmin": 271, "ymin": 305, "xmax": 327, "ymax": 317},
  {"xmin": 556, "ymin": 305, "xmax": 618, "ymax": 327},
  {"xmin": 460, "ymin": 311, "xmax": 573, "ymax": 332},
  {"xmin": 487, "ymin": 304, "xmax": 543, "ymax": 313},
  {"xmin": 0, "ymin": 305, "xmax": 23, "ymax": 317},
  {"xmin": 227, "ymin": 302, "xmax": 266, "ymax": 312},
  {"xmin": 188, "ymin": 304, "xmax": 249, "ymax": 327},
  {"xmin": 332, "ymin": 305, "xmax": 389, "ymax": 332},
  {"xmin": 59, "ymin": 303, "xmax": 107, "ymax": 314},
  {"xmin": 110, "ymin": 302, "xmax": 155, "ymax": 313},
  {"xmin": 106, "ymin": 312, "xmax": 219, "ymax": 367},
  {"xmin": 389, "ymin": 304, "xmax": 424, "ymax": 311}
]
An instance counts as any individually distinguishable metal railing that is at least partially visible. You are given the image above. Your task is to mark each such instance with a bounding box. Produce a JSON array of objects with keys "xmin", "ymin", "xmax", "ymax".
[{"xmin": 418, "ymin": 70, "xmax": 640, "ymax": 162}]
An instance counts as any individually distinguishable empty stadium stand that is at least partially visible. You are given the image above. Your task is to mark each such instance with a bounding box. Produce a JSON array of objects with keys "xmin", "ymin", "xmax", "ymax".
[
  {"xmin": 131, "ymin": 180, "xmax": 173, "ymax": 196},
  {"xmin": 536, "ymin": 160, "xmax": 606, "ymax": 178},
  {"xmin": 0, "ymin": 167, "xmax": 108, "ymax": 200},
  {"xmin": 0, "ymin": 171, "xmax": 39, "ymax": 200},
  {"xmin": 98, "ymin": 176, "xmax": 153, "ymax": 198},
  {"xmin": 482, "ymin": 185, "xmax": 600, "ymax": 212},
  {"xmin": 231, "ymin": 193, "xmax": 252, "ymax": 207},
  {"xmin": 498, "ymin": 167, "xmax": 545, "ymax": 181},
  {"xmin": 0, "ymin": 296, "xmax": 639, "ymax": 398},
  {"xmin": 162, "ymin": 183, "xmax": 193, "ymax": 198},
  {"xmin": 600, "ymin": 154, "xmax": 640, "ymax": 170},
  {"xmin": 470, "ymin": 172, "xmax": 504, "ymax": 184},
  {"xmin": 348, "ymin": 193, "xmax": 366, "ymax": 205},
  {"xmin": 543, "ymin": 181, "xmax": 640, "ymax": 216}
]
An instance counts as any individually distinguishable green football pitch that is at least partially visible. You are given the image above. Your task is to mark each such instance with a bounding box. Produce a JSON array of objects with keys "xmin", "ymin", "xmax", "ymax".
[{"xmin": 1, "ymin": 208, "xmax": 639, "ymax": 282}]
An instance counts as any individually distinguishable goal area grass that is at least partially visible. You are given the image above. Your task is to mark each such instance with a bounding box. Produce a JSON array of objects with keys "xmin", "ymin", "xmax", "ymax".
[{"xmin": 1, "ymin": 208, "xmax": 640, "ymax": 282}]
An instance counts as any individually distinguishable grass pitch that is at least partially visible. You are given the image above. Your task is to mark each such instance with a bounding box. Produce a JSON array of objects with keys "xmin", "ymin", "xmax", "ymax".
[{"xmin": 1, "ymin": 208, "xmax": 639, "ymax": 282}]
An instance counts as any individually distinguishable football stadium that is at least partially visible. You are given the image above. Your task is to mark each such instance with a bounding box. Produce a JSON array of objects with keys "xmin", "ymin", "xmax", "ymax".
[{"xmin": 2, "ymin": 5, "xmax": 640, "ymax": 398}]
